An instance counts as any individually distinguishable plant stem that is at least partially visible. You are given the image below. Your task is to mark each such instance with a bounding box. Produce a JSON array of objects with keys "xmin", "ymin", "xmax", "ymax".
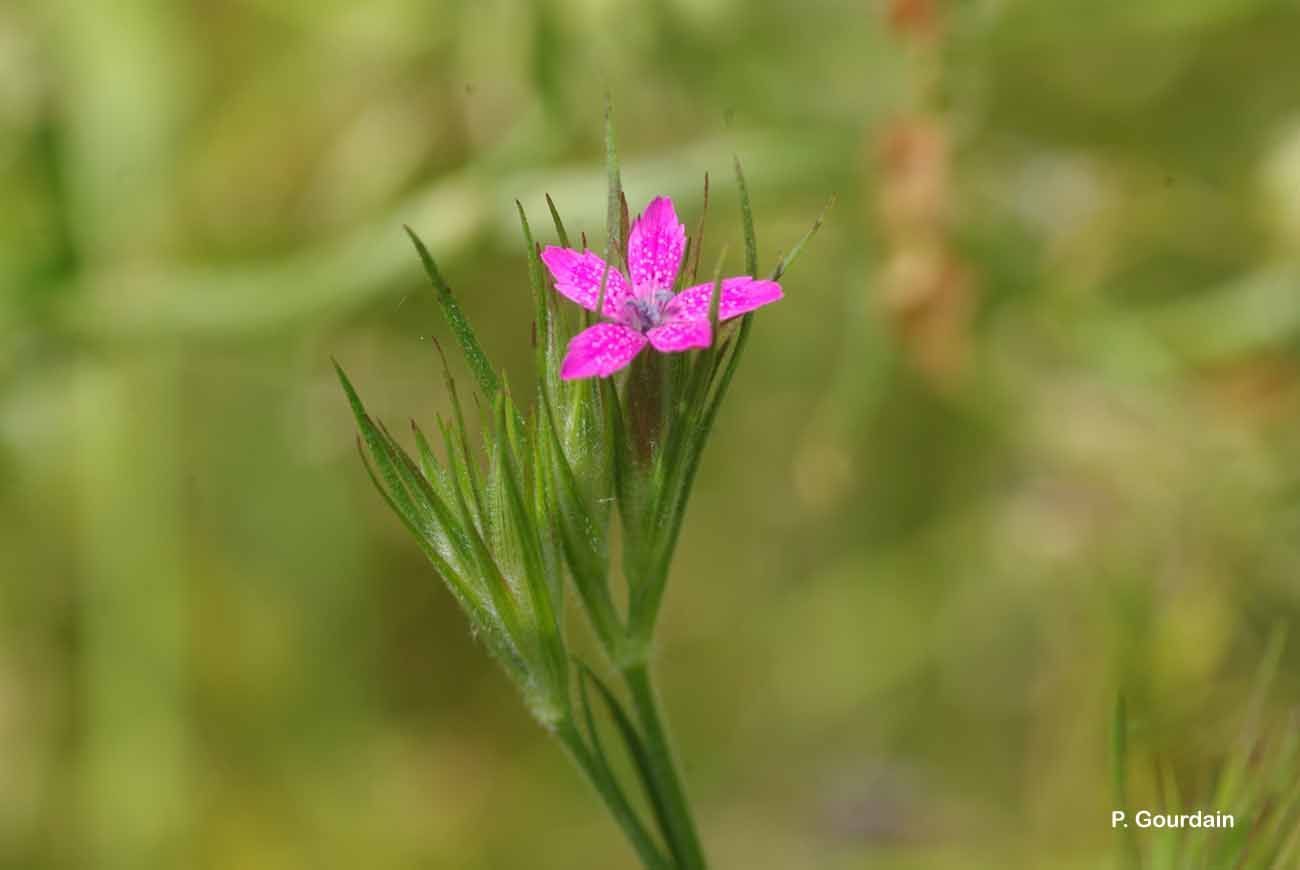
[
  {"xmin": 555, "ymin": 718, "xmax": 673, "ymax": 870},
  {"xmin": 622, "ymin": 662, "xmax": 708, "ymax": 869}
]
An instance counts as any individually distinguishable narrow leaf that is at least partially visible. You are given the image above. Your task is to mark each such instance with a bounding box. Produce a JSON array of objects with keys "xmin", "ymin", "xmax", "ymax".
[
  {"xmin": 434, "ymin": 338, "xmax": 489, "ymax": 526},
  {"xmin": 410, "ymin": 419, "xmax": 443, "ymax": 484},
  {"xmin": 554, "ymin": 718, "xmax": 672, "ymax": 870},
  {"xmin": 412, "ymin": 418, "xmax": 469, "ymax": 536},
  {"xmin": 374, "ymin": 419, "xmax": 474, "ymax": 576},
  {"xmin": 545, "ymin": 192, "xmax": 570, "ymax": 248},
  {"xmin": 579, "ymin": 663, "xmax": 684, "ymax": 868},
  {"xmin": 342, "ymin": 396, "xmax": 525, "ymax": 680},
  {"xmin": 404, "ymin": 225, "xmax": 499, "ymax": 400},
  {"xmin": 770, "ymin": 194, "xmax": 835, "ymax": 281},
  {"xmin": 733, "ymin": 155, "xmax": 758, "ymax": 277},
  {"xmin": 604, "ymin": 95, "xmax": 624, "ymax": 257},
  {"xmin": 516, "ymin": 201, "xmax": 551, "ymax": 380},
  {"xmin": 496, "ymin": 393, "xmax": 566, "ymax": 694},
  {"xmin": 688, "ymin": 172, "xmax": 709, "ymax": 286},
  {"xmin": 434, "ymin": 416, "xmax": 485, "ymax": 538}
]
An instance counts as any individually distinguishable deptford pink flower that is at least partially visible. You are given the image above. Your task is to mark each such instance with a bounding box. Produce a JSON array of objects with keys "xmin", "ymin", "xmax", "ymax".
[{"xmin": 540, "ymin": 196, "xmax": 783, "ymax": 379}]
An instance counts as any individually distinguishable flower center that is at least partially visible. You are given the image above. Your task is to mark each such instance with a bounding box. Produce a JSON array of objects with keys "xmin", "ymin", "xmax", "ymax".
[{"xmin": 623, "ymin": 288, "xmax": 677, "ymax": 333}]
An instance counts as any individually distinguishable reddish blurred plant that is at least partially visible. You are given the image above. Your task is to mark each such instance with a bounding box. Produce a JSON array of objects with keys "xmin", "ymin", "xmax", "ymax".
[{"xmin": 877, "ymin": 0, "xmax": 975, "ymax": 384}]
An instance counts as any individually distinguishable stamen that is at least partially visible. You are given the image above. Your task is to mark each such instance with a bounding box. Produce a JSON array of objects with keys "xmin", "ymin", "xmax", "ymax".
[{"xmin": 624, "ymin": 293, "xmax": 674, "ymax": 332}]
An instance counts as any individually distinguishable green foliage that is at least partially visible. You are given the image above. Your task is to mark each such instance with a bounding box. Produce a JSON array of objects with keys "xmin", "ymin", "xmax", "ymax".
[{"xmin": 1114, "ymin": 630, "xmax": 1300, "ymax": 870}]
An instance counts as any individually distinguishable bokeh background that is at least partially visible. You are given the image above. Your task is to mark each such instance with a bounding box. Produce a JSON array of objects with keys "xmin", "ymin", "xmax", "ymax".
[{"xmin": 5, "ymin": 0, "xmax": 1300, "ymax": 867}]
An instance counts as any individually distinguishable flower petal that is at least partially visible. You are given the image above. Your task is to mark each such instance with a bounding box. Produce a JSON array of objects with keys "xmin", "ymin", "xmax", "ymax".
[
  {"xmin": 540, "ymin": 246, "xmax": 630, "ymax": 318},
  {"xmin": 670, "ymin": 276, "xmax": 784, "ymax": 322},
  {"xmin": 646, "ymin": 319, "xmax": 712, "ymax": 353},
  {"xmin": 561, "ymin": 323, "xmax": 648, "ymax": 380},
  {"xmin": 626, "ymin": 196, "xmax": 687, "ymax": 291}
]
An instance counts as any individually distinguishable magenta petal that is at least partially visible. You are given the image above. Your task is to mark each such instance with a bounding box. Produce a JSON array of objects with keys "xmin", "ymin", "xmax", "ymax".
[
  {"xmin": 626, "ymin": 197, "xmax": 687, "ymax": 291},
  {"xmin": 647, "ymin": 319, "xmax": 712, "ymax": 353},
  {"xmin": 540, "ymin": 246, "xmax": 630, "ymax": 318},
  {"xmin": 671, "ymin": 276, "xmax": 784, "ymax": 322},
  {"xmin": 561, "ymin": 323, "xmax": 648, "ymax": 380}
]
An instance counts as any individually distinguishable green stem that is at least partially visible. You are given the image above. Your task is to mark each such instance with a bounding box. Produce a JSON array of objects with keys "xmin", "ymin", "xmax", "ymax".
[
  {"xmin": 622, "ymin": 662, "xmax": 708, "ymax": 869},
  {"xmin": 555, "ymin": 719, "xmax": 673, "ymax": 870}
]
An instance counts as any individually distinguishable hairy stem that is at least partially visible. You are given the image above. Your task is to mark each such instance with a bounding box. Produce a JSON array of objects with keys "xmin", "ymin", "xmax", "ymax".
[
  {"xmin": 622, "ymin": 662, "xmax": 708, "ymax": 869},
  {"xmin": 555, "ymin": 718, "xmax": 673, "ymax": 869}
]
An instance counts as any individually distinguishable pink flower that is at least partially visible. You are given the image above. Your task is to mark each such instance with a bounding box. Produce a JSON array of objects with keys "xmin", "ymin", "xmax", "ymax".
[{"xmin": 540, "ymin": 196, "xmax": 784, "ymax": 379}]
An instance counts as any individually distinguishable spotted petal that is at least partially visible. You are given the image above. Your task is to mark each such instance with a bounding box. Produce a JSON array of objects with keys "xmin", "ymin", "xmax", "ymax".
[
  {"xmin": 540, "ymin": 246, "xmax": 630, "ymax": 318},
  {"xmin": 647, "ymin": 319, "xmax": 712, "ymax": 353},
  {"xmin": 627, "ymin": 196, "xmax": 687, "ymax": 291},
  {"xmin": 561, "ymin": 323, "xmax": 648, "ymax": 380},
  {"xmin": 671, "ymin": 276, "xmax": 784, "ymax": 323}
]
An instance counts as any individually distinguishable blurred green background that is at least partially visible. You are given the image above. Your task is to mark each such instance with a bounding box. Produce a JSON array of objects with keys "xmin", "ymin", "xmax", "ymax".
[{"xmin": 5, "ymin": 0, "xmax": 1300, "ymax": 867}]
